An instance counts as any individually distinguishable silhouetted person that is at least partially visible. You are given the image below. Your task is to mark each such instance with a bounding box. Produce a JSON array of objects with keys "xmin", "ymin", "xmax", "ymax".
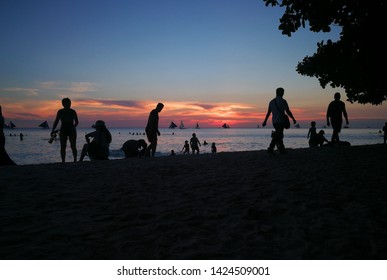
[
  {"xmin": 170, "ymin": 149, "xmax": 176, "ymax": 156},
  {"xmin": 262, "ymin": 87, "xmax": 296, "ymax": 154},
  {"xmin": 79, "ymin": 120, "xmax": 112, "ymax": 161},
  {"xmin": 211, "ymin": 142, "xmax": 217, "ymax": 154},
  {"xmin": 122, "ymin": 139, "xmax": 147, "ymax": 158},
  {"xmin": 181, "ymin": 140, "xmax": 190, "ymax": 154},
  {"xmin": 190, "ymin": 133, "xmax": 201, "ymax": 154},
  {"xmin": 307, "ymin": 121, "xmax": 318, "ymax": 147},
  {"xmin": 326, "ymin": 92, "xmax": 349, "ymax": 143},
  {"xmin": 145, "ymin": 102, "xmax": 164, "ymax": 157},
  {"xmin": 0, "ymin": 105, "xmax": 16, "ymax": 165},
  {"xmin": 51, "ymin": 98, "xmax": 79, "ymax": 162},
  {"xmin": 383, "ymin": 122, "xmax": 387, "ymax": 144},
  {"xmin": 316, "ymin": 130, "xmax": 330, "ymax": 146}
]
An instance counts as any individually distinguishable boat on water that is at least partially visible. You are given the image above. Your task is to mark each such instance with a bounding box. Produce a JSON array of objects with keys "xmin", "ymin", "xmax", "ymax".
[
  {"xmin": 4, "ymin": 121, "xmax": 16, "ymax": 129},
  {"xmin": 179, "ymin": 121, "xmax": 185, "ymax": 129},
  {"xmin": 222, "ymin": 123, "xmax": 230, "ymax": 128},
  {"xmin": 169, "ymin": 121, "xmax": 178, "ymax": 129},
  {"xmin": 195, "ymin": 122, "xmax": 200, "ymax": 129},
  {"xmin": 38, "ymin": 121, "xmax": 49, "ymax": 129}
]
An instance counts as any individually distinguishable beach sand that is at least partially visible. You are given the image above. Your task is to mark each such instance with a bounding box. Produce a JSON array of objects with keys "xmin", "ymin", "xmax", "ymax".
[{"xmin": 1, "ymin": 144, "xmax": 387, "ymax": 260}]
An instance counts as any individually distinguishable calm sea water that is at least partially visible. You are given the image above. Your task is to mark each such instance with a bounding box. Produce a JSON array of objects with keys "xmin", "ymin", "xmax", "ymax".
[{"xmin": 3, "ymin": 127, "xmax": 384, "ymax": 165}]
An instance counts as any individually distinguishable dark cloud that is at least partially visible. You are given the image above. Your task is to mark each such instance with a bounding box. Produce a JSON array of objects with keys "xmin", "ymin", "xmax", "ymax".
[
  {"xmin": 76, "ymin": 99, "xmax": 144, "ymax": 109},
  {"xmin": 189, "ymin": 103, "xmax": 218, "ymax": 110}
]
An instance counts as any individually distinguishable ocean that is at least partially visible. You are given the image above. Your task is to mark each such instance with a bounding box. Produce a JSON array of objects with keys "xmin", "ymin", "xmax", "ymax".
[{"xmin": 3, "ymin": 127, "xmax": 384, "ymax": 165}]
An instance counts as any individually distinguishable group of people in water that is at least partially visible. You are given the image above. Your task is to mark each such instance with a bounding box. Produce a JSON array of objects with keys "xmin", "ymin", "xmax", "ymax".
[{"xmin": 1, "ymin": 88, "xmax": 386, "ymax": 165}]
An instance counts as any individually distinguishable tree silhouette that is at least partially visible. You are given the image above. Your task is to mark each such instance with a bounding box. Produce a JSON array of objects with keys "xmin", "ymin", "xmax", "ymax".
[{"xmin": 263, "ymin": 0, "xmax": 386, "ymax": 105}]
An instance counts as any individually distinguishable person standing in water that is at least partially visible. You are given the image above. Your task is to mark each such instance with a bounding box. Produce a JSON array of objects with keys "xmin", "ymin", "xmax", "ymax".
[{"xmin": 51, "ymin": 98, "xmax": 79, "ymax": 162}]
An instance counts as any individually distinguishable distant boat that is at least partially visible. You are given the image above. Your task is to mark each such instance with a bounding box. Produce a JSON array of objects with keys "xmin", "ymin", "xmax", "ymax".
[
  {"xmin": 195, "ymin": 122, "xmax": 200, "ymax": 129},
  {"xmin": 38, "ymin": 121, "xmax": 49, "ymax": 129},
  {"xmin": 169, "ymin": 121, "xmax": 178, "ymax": 129},
  {"xmin": 222, "ymin": 123, "xmax": 230, "ymax": 128},
  {"xmin": 295, "ymin": 123, "xmax": 301, "ymax": 128},
  {"xmin": 5, "ymin": 121, "xmax": 16, "ymax": 129},
  {"xmin": 179, "ymin": 121, "xmax": 185, "ymax": 129}
]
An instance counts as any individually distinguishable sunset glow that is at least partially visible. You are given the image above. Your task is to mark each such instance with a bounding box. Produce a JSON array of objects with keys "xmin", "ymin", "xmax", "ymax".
[{"xmin": 1, "ymin": 0, "xmax": 386, "ymax": 129}]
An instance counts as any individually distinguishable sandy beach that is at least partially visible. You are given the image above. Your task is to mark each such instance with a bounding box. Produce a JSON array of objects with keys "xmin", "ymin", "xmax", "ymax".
[{"xmin": 1, "ymin": 144, "xmax": 387, "ymax": 260}]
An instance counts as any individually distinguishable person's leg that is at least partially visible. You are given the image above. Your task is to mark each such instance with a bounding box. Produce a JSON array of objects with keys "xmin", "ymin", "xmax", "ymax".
[
  {"xmin": 268, "ymin": 131, "xmax": 276, "ymax": 153},
  {"xmin": 79, "ymin": 144, "xmax": 88, "ymax": 162},
  {"xmin": 275, "ymin": 124, "xmax": 286, "ymax": 153},
  {"xmin": 59, "ymin": 134, "xmax": 68, "ymax": 162},
  {"xmin": 151, "ymin": 140, "xmax": 157, "ymax": 157},
  {"xmin": 69, "ymin": 132, "xmax": 77, "ymax": 162}
]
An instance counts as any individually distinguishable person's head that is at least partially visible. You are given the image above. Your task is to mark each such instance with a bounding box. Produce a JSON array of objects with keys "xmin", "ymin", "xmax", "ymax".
[
  {"xmin": 319, "ymin": 130, "xmax": 325, "ymax": 135},
  {"xmin": 192, "ymin": 133, "xmax": 196, "ymax": 137},
  {"xmin": 93, "ymin": 120, "xmax": 106, "ymax": 130},
  {"xmin": 334, "ymin": 92, "xmax": 341, "ymax": 100},
  {"xmin": 156, "ymin": 102, "xmax": 164, "ymax": 112},
  {"xmin": 62, "ymin": 98, "xmax": 71, "ymax": 109},
  {"xmin": 311, "ymin": 121, "xmax": 316, "ymax": 127},
  {"xmin": 276, "ymin": 87, "xmax": 285, "ymax": 97},
  {"xmin": 212, "ymin": 142, "xmax": 216, "ymax": 146},
  {"xmin": 138, "ymin": 139, "xmax": 147, "ymax": 149},
  {"xmin": 185, "ymin": 140, "xmax": 188, "ymax": 144}
]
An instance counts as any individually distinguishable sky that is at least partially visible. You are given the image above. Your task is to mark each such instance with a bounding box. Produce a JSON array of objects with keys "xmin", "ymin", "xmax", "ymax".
[{"xmin": 1, "ymin": 0, "xmax": 386, "ymax": 129}]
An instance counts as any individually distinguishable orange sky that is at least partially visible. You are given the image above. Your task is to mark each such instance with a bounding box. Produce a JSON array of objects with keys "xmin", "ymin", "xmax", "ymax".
[{"xmin": 1, "ymin": 97, "xmax": 386, "ymax": 129}]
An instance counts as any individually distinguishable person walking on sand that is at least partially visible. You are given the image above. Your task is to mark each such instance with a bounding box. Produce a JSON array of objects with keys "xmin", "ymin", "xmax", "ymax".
[
  {"xmin": 181, "ymin": 140, "xmax": 190, "ymax": 154},
  {"xmin": 145, "ymin": 102, "xmax": 164, "ymax": 157},
  {"xmin": 262, "ymin": 87, "xmax": 296, "ymax": 154},
  {"xmin": 326, "ymin": 92, "xmax": 349, "ymax": 143},
  {"xmin": 383, "ymin": 122, "xmax": 387, "ymax": 144},
  {"xmin": 51, "ymin": 98, "xmax": 79, "ymax": 162},
  {"xmin": 0, "ymin": 105, "xmax": 16, "ymax": 165},
  {"xmin": 190, "ymin": 133, "xmax": 201, "ymax": 154}
]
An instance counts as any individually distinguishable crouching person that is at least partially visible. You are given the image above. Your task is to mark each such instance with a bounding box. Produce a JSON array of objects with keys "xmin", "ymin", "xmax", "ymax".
[
  {"xmin": 122, "ymin": 139, "xmax": 148, "ymax": 158},
  {"xmin": 79, "ymin": 120, "xmax": 112, "ymax": 161}
]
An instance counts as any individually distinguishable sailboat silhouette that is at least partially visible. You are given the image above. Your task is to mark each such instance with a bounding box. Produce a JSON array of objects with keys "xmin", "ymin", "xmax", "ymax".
[
  {"xmin": 169, "ymin": 121, "xmax": 178, "ymax": 129},
  {"xmin": 179, "ymin": 121, "xmax": 185, "ymax": 129}
]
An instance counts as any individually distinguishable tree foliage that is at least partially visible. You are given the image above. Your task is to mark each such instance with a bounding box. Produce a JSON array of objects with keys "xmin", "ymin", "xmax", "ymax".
[{"xmin": 263, "ymin": 0, "xmax": 387, "ymax": 105}]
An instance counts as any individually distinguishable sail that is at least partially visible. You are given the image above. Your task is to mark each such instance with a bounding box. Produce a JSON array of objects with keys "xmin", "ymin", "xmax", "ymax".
[
  {"xmin": 39, "ymin": 121, "xmax": 49, "ymax": 129},
  {"xmin": 9, "ymin": 121, "xmax": 16, "ymax": 129},
  {"xmin": 179, "ymin": 121, "xmax": 185, "ymax": 129},
  {"xmin": 222, "ymin": 123, "xmax": 230, "ymax": 128},
  {"xmin": 169, "ymin": 121, "xmax": 178, "ymax": 129},
  {"xmin": 195, "ymin": 122, "xmax": 200, "ymax": 129}
]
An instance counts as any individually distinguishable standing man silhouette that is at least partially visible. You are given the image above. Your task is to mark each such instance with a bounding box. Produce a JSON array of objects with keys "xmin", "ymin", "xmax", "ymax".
[
  {"xmin": 326, "ymin": 92, "xmax": 349, "ymax": 143},
  {"xmin": 51, "ymin": 98, "xmax": 79, "ymax": 162},
  {"xmin": 145, "ymin": 102, "xmax": 164, "ymax": 157},
  {"xmin": 262, "ymin": 87, "xmax": 296, "ymax": 154}
]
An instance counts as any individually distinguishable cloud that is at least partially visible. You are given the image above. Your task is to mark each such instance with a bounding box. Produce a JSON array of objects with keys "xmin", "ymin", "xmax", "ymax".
[
  {"xmin": 1, "ymin": 88, "xmax": 39, "ymax": 96},
  {"xmin": 39, "ymin": 81, "xmax": 98, "ymax": 93},
  {"xmin": 75, "ymin": 99, "xmax": 145, "ymax": 109}
]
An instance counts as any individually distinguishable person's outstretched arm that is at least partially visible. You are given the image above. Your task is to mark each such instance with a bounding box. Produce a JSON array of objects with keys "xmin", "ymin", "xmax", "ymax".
[{"xmin": 262, "ymin": 107, "xmax": 271, "ymax": 127}]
